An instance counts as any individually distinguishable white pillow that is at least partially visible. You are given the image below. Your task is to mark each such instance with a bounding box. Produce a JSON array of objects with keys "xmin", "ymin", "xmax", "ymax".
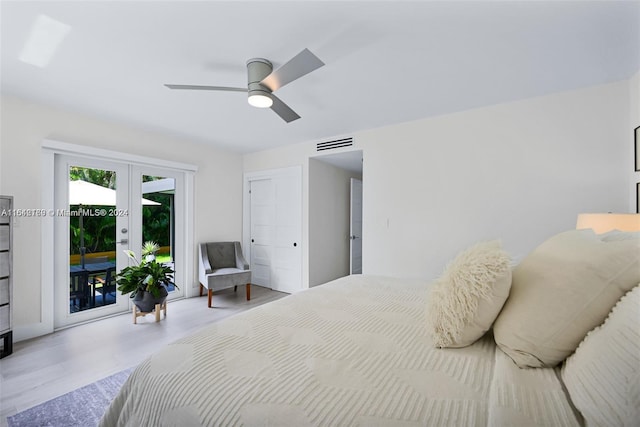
[
  {"xmin": 598, "ymin": 229, "xmax": 640, "ymax": 242},
  {"xmin": 426, "ymin": 240, "xmax": 512, "ymax": 348},
  {"xmin": 493, "ymin": 229, "xmax": 640, "ymax": 368},
  {"xmin": 561, "ymin": 286, "xmax": 640, "ymax": 426}
]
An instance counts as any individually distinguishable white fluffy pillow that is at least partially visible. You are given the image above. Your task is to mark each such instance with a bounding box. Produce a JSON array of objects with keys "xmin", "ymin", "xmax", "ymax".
[
  {"xmin": 426, "ymin": 240, "xmax": 512, "ymax": 348},
  {"xmin": 561, "ymin": 285, "xmax": 640, "ymax": 426}
]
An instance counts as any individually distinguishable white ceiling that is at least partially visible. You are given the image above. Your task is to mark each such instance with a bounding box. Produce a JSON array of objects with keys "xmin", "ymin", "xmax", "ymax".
[{"xmin": 1, "ymin": 1, "xmax": 639, "ymax": 154}]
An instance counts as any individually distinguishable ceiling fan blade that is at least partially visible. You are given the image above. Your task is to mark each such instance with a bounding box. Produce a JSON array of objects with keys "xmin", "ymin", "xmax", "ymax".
[
  {"xmin": 270, "ymin": 93, "xmax": 300, "ymax": 123},
  {"xmin": 260, "ymin": 48, "xmax": 324, "ymax": 92},
  {"xmin": 164, "ymin": 84, "xmax": 247, "ymax": 92}
]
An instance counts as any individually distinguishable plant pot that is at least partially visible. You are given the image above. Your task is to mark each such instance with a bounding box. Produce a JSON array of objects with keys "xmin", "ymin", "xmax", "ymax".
[{"xmin": 132, "ymin": 286, "xmax": 168, "ymax": 312}]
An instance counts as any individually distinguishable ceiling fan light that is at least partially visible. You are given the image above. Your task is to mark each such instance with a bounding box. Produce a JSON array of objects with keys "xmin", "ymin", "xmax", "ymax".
[{"xmin": 248, "ymin": 93, "xmax": 273, "ymax": 108}]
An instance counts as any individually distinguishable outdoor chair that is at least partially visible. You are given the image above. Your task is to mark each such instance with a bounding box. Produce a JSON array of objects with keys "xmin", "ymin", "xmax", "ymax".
[
  {"xmin": 69, "ymin": 270, "xmax": 90, "ymax": 311},
  {"xmin": 83, "ymin": 256, "xmax": 112, "ymax": 306},
  {"xmin": 198, "ymin": 241, "xmax": 251, "ymax": 308},
  {"xmin": 94, "ymin": 266, "xmax": 117, "ymax": 306}
]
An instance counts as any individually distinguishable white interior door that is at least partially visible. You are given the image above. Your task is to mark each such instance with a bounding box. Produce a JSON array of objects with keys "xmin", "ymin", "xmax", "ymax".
[
  {"xmin": 272, "ymin": 170, "xmax": 302, "ymax": 293},
  {"xmin": 249, "ymin": 179, "xmax": 273, "ymax": 288},
  {"xmin": 350, "ymin": 178, "xmax": 363, "ymax": 274},
  {"xmin": 54, "ymin": 155, "xmax": 130, "ymax": 328},
  {"xmin": 245, "ymin": 166, "xmax": 302, "ymax": 293}
]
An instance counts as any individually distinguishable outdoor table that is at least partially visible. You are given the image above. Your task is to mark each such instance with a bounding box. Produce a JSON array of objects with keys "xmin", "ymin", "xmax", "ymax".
[{"xmin": 70, "ymin": 262, "xmax": 116, "ymax": 307}]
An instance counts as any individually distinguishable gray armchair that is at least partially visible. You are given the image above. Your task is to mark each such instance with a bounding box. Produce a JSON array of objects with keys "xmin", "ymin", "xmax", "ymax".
[{"xmin": 198, "ymin": 241, "xmax": 251, "ymax": 308}]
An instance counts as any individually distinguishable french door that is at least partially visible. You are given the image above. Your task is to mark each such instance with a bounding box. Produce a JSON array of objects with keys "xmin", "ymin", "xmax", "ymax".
[
  {"xmin": 54, "ymin": 156, "xmax": 185, "ymax": 328},
  {"xmin": 54, "ymin": 156, "xmax": 129, "ymax": 327},
  {"xmin": 130, "ymin": 164, "xmax": 185, "ymax": 304}
]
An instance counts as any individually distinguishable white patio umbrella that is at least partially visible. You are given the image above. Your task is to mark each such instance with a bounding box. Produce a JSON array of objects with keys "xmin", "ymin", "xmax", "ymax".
[
  {"xmin": 69, "ymin": 180, "xmax": 160, "ymax": 267},
  {"xmin": 69, "ymin": 180, "xmax": 160, "ymax": 206}
]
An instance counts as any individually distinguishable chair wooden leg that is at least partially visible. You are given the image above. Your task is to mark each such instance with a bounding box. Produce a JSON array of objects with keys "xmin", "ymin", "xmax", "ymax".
[
  {"xmin": 208, "ymin": 289, "xmax": 213, "ymax": 308},
  {"xmin": 199, "ymin": 283, "xmax": 204, "ymax": 297},
  {"xmin": 246, "ymin": 283, "xmax": 251, "ymax": 301}
]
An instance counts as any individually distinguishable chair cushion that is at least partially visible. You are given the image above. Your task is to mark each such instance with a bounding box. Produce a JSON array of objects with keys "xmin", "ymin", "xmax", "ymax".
[
  {"xmin": 493, "ymin": 229, "xmax": 640, "ymax": 368},
  {"xmin": 204, "ymin": 267, "xmax": 251, "ymax": 291},
  {"xmin": 206, "ymin": 242, "xmax": 236, "ymax": 269},
  {"xmin": 211, "ymin": 268, "xmax": 246, "ymax": 276}
]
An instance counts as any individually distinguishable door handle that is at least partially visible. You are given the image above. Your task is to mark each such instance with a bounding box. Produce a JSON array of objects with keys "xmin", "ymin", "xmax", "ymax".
[
  {"xmin": 117, "ymin": 239, "xmax": 128, "ymax": 245},
  {"xmin": 350, "ymin": 235, "xmax": 359, "ymax": 240}
]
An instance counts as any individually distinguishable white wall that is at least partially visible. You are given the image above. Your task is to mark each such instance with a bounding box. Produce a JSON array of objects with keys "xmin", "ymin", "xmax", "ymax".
[
  {"xmin": 0, "ymin": 95, "xmax": 243, "ymax": 340},
  {"xmin": 245, "ymin": 79, "xmax": 632, "ymax": 284},
  {"xmin": 630, "ymin": 71, "xmax": 640, "ymax": 213},
  {"xmin": 360, "ymin": 80, "xmax": 630, "ymax": 280},
  {"xmin": 309, "ymin": 159, "xmax": 361, "ymax": 287}
]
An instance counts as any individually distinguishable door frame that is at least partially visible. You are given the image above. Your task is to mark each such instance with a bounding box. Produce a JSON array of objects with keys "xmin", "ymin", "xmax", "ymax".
[{"xmin": 39, "ymin": 139, "xmax": 196, "ymax": 336}]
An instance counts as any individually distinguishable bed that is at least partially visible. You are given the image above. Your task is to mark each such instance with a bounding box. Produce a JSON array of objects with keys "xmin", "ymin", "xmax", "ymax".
[{"xmin": 101, "ymin": 230, "xmax": 639, "ymax": 427}]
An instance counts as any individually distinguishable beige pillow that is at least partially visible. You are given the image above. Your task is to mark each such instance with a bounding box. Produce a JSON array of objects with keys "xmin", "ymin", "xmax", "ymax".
[
  {"xmin": 599, "ymin": 229, "xmax": 640, "ymax": 242},
  {"xmin": 426, "ymin": 240, "xmax": 512, "ymax": 348},
  {"xmin": 561, "ymin": 285, "xmax": 640, "ymax": 426},
  {"xmin": 493, "ymin": 229, "xmax": 640, "ymax": 368}
]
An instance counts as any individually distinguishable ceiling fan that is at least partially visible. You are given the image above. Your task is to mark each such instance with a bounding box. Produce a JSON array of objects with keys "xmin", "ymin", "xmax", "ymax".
[{"xmin": 165, "ymin": 48, "xmax": 324, "ymax": 123}]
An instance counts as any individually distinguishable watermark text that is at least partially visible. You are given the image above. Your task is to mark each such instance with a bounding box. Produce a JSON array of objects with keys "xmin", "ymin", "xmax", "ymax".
[{"xmin": 1, "ymin": 208, "xmax": 129, "ymax": 217}]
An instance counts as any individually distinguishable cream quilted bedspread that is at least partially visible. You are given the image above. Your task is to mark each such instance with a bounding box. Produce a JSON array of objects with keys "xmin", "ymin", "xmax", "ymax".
[{"xmin": 100, "ymin": 275, "xmax": 580, "ymax": 427}]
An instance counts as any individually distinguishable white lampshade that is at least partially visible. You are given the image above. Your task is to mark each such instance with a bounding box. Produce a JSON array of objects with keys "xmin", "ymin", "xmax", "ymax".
[
  {"xmin": 248, "ymin": 93, "xmax": 273, "ymax": 108},
  {"xmin": 576, "ymin": 213, "xmax": 640, "ymax": 234}
]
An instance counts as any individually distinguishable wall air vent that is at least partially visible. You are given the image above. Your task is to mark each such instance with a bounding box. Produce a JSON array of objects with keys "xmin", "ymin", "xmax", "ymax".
[{"xmin": 316, "ymin": 137, "xmax": 353, "ymax": 152}]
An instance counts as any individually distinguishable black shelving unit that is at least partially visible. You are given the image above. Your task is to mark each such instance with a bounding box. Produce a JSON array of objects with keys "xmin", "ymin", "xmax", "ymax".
[{"xmin": 0, "ymin": 195, "xmax": 13, "ymax": 358}]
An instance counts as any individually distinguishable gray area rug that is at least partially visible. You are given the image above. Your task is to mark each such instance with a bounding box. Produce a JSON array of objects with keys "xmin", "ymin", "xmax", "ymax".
[{"xmin": 6, "ymin": 368, "xmax": 133, "ymax": 427}]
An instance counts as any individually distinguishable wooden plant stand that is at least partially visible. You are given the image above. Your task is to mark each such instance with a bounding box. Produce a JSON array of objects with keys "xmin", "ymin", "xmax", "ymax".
[{"xmin": 133, "ymin": 301, "xmax": 167, "ymax": 324}]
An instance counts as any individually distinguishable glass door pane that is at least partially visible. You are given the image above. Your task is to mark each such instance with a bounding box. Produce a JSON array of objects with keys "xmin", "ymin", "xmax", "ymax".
[
  {"xmin": 141, "ymin": 176, "xmax": 176, "ymax": 294},
  {"xmin": 68, "ymin": 166, "xmax": 118, "ymax": 313},
  {"xmin": 130, "ymin": 165, "xmax": 184, "ymax": 301}
]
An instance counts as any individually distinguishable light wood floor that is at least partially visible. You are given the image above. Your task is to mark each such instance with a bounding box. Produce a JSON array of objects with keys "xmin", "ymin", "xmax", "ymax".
[{"xmin": 0, "ymin": 285, "xmax": 287, "ymax": 425}]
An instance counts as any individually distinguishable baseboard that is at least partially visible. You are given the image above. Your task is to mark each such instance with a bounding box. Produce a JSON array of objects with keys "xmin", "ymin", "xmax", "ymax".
[{"xmin": 13, "ymin": 322, "xmax": 53, "ymax": 342}]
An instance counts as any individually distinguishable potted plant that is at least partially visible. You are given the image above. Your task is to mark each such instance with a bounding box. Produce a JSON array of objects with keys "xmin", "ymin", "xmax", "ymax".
[{"xmin": 116, "ymin": 241, "xmax": 176, "ymax": 312}]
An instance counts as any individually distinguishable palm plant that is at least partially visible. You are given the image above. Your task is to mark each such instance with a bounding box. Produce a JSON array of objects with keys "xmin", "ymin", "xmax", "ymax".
[{"xmin": 116, "ymin": 241, "xmax": 176, "ymax": 298}]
